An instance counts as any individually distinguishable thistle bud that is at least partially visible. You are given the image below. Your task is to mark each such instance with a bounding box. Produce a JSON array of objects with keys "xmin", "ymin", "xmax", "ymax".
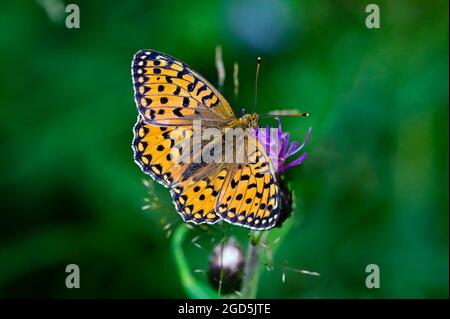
[
  {"xmin": 275, "ymin": 177, "xmax": 293, "ymax": 228},
  {"xmin": 208, "ymin": 238, "xmax": 244, "ymax": 294}
]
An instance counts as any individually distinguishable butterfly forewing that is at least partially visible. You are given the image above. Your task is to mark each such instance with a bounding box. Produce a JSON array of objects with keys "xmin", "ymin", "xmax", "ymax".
[{"xmin": 132, "ymin": 50, "xmax": 235, "ymax": 125}]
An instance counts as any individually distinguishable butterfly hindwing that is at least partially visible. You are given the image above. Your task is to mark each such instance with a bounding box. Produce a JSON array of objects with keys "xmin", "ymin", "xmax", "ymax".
[
  {"xmin": 216, "ymin": 140, "xmax": 281, "ymax": 230},
  {"xmin": 133, "ymin": 115, "xmax": 281, "ymax": 229},
  {"xmin": 133, "ymin": 115, "xmax": 194, "ymax": 187},
  {"xmin": 134, "ymin": 114, "xmax": 226, "ymax": 225},
  {"xmin": 170, "ymin": 165, "xmax": 229, "ymax": 224}
]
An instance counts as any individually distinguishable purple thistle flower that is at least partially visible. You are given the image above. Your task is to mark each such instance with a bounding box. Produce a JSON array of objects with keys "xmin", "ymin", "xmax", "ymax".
[{"xmin": 252, "ymin": 118, "xmax": 311, "ymax": 174}]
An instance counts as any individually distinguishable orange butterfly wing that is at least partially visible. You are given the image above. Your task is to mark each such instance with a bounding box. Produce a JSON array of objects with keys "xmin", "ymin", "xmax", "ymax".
[
  {"xmin": 132, "ymin": 50, "xmax": 281, "ymax": 229},
  {"xmin": 215, "ymin": 139, "xmax": 281, "ymax": 229},
  {"xmin": 132, "ymin": 50, "xmax": 235, "ymax": 126}
]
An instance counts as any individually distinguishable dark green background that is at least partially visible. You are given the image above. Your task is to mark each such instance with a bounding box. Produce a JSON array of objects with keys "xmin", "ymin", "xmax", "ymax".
[{"xmin": 0, "ymin": 0, "xmax": 448, "ymax": 298}]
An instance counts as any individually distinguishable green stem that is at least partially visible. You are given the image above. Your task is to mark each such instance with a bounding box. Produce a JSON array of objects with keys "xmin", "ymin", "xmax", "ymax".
[
  {"xmin": 171, "ymin": 225, "xmax": 217, "ymax": 298},
  {"xmin": 241, "ymin": 231, "xmax": 268, "ymax": 298},
  {"xmin": 217, "ymin": 235, "xmax": 225, "ymax": 297}
]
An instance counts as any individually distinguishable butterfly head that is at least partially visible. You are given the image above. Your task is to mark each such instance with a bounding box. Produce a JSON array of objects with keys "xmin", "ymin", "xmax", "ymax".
[{"xmin": 239, "ymin": 112, "xmax": 260, "ymax": 128}]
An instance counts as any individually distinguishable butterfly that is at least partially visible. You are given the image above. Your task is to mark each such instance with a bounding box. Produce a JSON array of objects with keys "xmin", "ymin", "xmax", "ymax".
[{"xmin": 131, "ymin": 50, "xmax": 280, "ymax": 230}]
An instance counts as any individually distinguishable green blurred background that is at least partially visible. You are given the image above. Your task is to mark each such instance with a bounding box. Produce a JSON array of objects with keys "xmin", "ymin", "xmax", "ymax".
[{"xmin": 0, "ymin": 0, "xmax": 448, "ymax": 298}]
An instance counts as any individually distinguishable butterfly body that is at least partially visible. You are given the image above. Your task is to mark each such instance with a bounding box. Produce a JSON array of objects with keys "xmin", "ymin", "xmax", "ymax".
[
  {"xmin": 132, "ymin": 50, "xmax": 280, "ymax": 230},
  {"xmin": 235, "ymin": 113, "xmax": 260, "ymax": 129}
]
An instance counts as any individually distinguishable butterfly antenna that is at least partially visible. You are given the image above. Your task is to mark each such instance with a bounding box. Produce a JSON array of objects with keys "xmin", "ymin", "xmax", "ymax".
[
  {"xmin": 253, "ymin": 56, "xmax": 262, "ymax": 112},
  {"xmin": 233, "ymin": 61, "xmax": 239, "ymax": 102},
  {"xmin": 215, "ymin": 46, "xmax": 225, "ymax": 92},
  {"xmin": 260, "ymin": 112, "xmax": 310, "ymax": 118}
]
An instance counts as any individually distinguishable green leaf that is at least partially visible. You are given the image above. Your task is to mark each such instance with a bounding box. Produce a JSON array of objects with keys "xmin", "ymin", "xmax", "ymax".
[{"xmin": 171, "ymin": 224, "xmax": 218, "ymax": 298}]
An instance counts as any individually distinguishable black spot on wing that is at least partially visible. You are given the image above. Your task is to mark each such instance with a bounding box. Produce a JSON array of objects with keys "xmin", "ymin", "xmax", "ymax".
[
  {"xmin": 196, "ymin": 84, "xmax": 207, "ymax": 95},
  {"xmin": 183, "ymin": 97, "xmax": 190, "ymax": 107},
  {"xmin": 201, "ymin": 92, "xmax": 215, "ymax": 105},
  {"xmin": 173, "ymin": 108, "xmax": 183, "ymax": 117}
]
